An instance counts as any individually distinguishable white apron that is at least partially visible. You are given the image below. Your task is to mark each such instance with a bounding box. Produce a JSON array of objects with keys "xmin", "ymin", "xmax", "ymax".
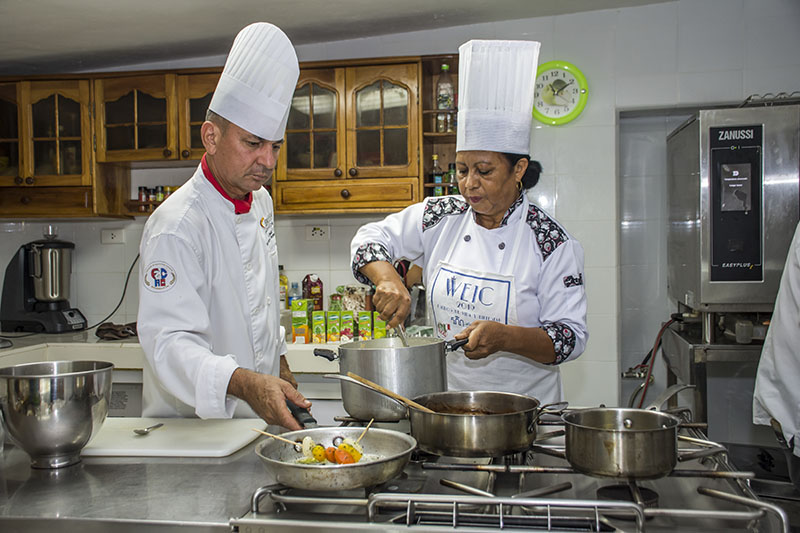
[{"xmin": 427, "ymin": 202, "xmax": 563, "ymax": 403}]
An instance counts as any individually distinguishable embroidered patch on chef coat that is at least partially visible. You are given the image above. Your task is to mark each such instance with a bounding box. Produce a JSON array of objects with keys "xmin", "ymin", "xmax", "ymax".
[
  {"xmin": 143, "ymin": 261, "xmax": 177, "ymax": 292},
  {"xmin": 563, "ymin": 273, "xmax": 583, "ymax": 287},
  {"xmin": 260, "ymin": 215, "xmax": 276, "ymax": 248}
]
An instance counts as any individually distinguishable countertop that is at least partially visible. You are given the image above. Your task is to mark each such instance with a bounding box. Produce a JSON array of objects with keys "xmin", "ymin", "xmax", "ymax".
[
  {"xmin": 0, "ymin": 434, "xmax": 276, "ymax": 532},
  {"xmin": 0, "ymin": 331, "xmax": 340, "ymax": 374}
]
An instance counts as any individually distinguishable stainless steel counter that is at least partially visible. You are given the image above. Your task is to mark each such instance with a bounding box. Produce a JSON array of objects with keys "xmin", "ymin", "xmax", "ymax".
[{"xmin": 0, "ymin": 437, "xmax": 275, "ymax": 532}]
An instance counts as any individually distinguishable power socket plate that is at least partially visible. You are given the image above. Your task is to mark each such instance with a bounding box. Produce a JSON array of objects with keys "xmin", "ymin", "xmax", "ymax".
[
  {"xmin": 305, "ymin": 225, "xmax": 330, "ymax": 241},
  {"xmin": 101, "ymin": 229, "xmax": 126, "ymax": 244}
]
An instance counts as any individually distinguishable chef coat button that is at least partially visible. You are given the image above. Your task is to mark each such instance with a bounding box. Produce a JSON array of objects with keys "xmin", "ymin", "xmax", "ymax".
[
  {"xmin": 464, "ymin": 235, "xmax": 471, "ymax": 242},
  {"xmin": 235, "ymin": 217, "xmax": 242, "ymax": 224},
  {"xmin": 266, "ymin": 296, "xmax": 272, "ymax": 305},
  {"xmin": 245, "ymin": 263, "xmax": 252, "ymax": 271},
  {"xmin": 499, "ymin": 242, "xmax": 506, "ymax": 250}
]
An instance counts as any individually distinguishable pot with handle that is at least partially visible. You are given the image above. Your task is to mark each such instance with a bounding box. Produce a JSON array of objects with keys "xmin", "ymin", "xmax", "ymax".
[
  {"xmin": 314, "ymin": 337, "xmax": 466, "ymax": 421},
  {"xmin": 558, "ymin": 407, "xmax": 725, "ymax": 479},
  {"xmin": 326, "ymin": 373, "xmax": 566, "ymax": 457}
]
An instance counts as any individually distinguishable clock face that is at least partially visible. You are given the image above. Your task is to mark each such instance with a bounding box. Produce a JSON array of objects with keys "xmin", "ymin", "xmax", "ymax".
[{"xmin": 532, "ymin": 61, "xmax": 589, "ymax": 125}]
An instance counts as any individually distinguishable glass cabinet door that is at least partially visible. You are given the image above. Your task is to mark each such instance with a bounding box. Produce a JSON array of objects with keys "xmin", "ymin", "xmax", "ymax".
[
  {"xmin": 177, "ymin": 73, "xmax": 219, "ymax": 160},
  {"xmin": 95, "ymin": 75, "xmax": 178, "ymax": 162},
  {"xmin": 0, "ymin": 83, "xmax": 21, "ymax": 186},
  {"xmin": 282, "ymin": 68, "xmax": 346, "ymax": 181},
  {"xmin": 22, "ymin": 80, "xmax": 92, "ymax": 186},
  {"xmin": 346, "ymin": 63, "xmax": 418, "ymax": 179}
]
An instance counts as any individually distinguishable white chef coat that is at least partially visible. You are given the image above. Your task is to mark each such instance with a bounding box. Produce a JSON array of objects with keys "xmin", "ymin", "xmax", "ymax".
[
  {"xmin": 137, "ymin": 163, "xmax": 286, "ymax": 419},
  {"xmin": 350, "ymin": 194, "xmax": 588, "ymax": 404},
  {"xmin": 753, "ymin": 222, "xmax": 800, "ymax": 456}
]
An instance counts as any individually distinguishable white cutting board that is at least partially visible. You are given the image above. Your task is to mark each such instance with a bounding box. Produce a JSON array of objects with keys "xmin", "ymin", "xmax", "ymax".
[{"xmin": 82, "ymin": 417, "xmax": 266, "ymax": 458}]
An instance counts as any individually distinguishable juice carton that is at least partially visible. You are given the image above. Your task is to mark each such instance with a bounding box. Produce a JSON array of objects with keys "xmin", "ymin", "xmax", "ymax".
[
  {"xmin": 373, "ymin": 311, "xmax": 387, "ymax": 339},
  {"xmin": 358, "ymin": 311, "xmax": 373, "ymax": 341},
  {"xmin": 340, "ymin": 310, "xmax": 356, "ymax": 342},
  {"xmin": 312, "ymin": 311, "xmax": 326, "ymax": 343},
  {"xmin": 326, "ymin": 311, "xmax": 341, "ymax": 343},
  {"xmin": 291, "ymin": 299, "xmax": 312, "ymax": 344}
]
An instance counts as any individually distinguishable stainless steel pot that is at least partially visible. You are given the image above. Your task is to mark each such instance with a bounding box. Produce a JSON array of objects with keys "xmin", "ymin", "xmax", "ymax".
[
  {"xmin": 314, "ymin": 337, "xmax": 464, "ymax": 421},
  {"xmin": 326, "ymin": 374, "xmax": 563, "ymax": 457},
  {"xmin": 255, "ymin": 426, "xmax": 416, "ymax": 491},
  {"xmin": 561, "ymin": 407, "xmax": 681, "ymax": 479}
]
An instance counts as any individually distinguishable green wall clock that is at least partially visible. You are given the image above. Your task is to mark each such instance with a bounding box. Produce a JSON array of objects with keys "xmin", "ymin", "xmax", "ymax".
[{"xmin": 532, "ymin": 60, "xmax": 589, "ymax": 125}]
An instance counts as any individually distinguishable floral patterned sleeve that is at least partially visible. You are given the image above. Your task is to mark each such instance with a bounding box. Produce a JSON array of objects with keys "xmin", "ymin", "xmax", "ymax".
[
  {"xmin": 351, "ymin": 242, "xmax": 393, "ymax": 285},
  {"xmin": 541, "ymin": 322, "xmax": 578, "ymax": 365}
]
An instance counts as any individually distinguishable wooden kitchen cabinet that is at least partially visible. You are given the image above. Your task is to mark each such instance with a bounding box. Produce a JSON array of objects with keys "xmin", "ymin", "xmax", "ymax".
[
  {"xmin": 177, "ymin": 72, "xmax": 219, "ymax": 160},
  {"xmin": 95, "ymin": 71, "xmax": 220, "ymax": 164},
  {"xmin": 0, "ymin": 80, "xmax": 93, "ymax": 188},
  {"xmin": 275, "ymin": 60, "xmax": 421, "ymax": 214},
  {"xmin": 421, "ymin": 55, "xmax": 459, "ymax": 199},
  {"xmin": 94, "ymin": 74, "xmax": 178, "ymax": 162}
]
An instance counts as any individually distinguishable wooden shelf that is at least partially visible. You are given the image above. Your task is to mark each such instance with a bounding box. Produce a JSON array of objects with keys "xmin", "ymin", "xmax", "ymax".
[{"xmin": 423, "ymin": 182, "xmax": 457, "ymax": 189}]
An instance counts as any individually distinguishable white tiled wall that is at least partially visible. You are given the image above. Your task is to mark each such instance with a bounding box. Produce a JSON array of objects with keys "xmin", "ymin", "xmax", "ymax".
[{"xmin": 2, "ymin": 0, "xmax": 799, "ymax": 408}]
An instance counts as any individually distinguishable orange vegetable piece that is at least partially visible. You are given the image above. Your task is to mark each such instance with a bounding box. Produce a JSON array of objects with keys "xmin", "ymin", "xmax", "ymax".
[
  {"xmin": 334, "ymin": 448, "xmax": 354, "ymax": 464},
  {"xmin": 324, "ymin": 446, "xmax": 337, "ymax": 463}
]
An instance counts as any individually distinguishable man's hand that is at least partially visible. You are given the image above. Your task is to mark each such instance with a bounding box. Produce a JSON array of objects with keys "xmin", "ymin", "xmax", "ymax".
[{"xmin": 227, "ymin": 368, "xmax": 310, "ymax": 430}]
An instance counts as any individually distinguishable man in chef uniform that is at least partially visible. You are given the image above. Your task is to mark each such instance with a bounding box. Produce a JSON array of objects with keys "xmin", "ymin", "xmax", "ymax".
[
  {"xmin": 753, "ymin": 221, "xmax": 800, "ymax": 488},
  {"xmin": 350, "ymin": 40, "xmax": 588, "ymax": 404},
  {"xmin": 137, "ymin": 22, "xmax": 309, "ymax": 429}
]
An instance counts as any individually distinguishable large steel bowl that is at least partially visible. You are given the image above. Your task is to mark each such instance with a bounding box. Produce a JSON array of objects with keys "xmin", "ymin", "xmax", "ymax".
[{"xmin": 0, "ymin": 360, "xmax": 114, "ymax": 468}]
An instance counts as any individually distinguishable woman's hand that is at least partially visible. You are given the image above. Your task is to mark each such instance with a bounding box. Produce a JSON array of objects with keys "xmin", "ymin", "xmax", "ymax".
[
  {"xmin": 359, "ymin": 261, "xmax": 411, "ymax": 329},
  {"xmin": 373, "ymin": 277, "xmax": 411, "ymax": 329},
  {"xmin": 454, "ymin": 320, "xmax": 507, "ymax": 359}
]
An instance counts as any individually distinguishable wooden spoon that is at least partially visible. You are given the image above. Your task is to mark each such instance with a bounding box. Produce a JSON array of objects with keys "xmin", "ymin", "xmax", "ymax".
[{"xmin": 345, "ymin": 372, "xmax": 436, "ymax": 413}]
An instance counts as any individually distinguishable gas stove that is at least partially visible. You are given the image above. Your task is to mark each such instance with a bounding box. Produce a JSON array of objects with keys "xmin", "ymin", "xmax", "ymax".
[{"xmin": 230, "ymin": 415, "xmax": 790, "ymax": 532}]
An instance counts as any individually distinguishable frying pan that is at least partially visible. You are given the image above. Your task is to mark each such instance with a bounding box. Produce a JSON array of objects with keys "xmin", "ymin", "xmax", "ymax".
[{"xmin": 255, "ymin": 426, "xmax": 416, "ymax": 491}]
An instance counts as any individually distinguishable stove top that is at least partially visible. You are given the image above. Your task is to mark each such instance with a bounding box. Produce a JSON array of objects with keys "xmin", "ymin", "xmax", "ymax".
[{"xmin": 231, "ymin": 419, "xmax": 790, "ymax": 532}]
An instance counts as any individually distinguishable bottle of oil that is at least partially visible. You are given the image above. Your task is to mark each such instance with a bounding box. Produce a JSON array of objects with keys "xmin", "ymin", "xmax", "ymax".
[
  {"xmin": 430, "ymin": 154, "xmax": 444, "ymax": 196},
  {"xmin": 278, "ymin": 265, "xmax": 288, "ymax": 308}
]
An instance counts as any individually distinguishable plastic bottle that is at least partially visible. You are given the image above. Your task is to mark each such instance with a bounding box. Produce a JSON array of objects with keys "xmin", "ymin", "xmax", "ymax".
[
  {"xmin": 288, "ymin": 282, "xmax": 301, "ymax": 308},
  {"xmin": 436, "ymin": 64, "xmax": 454, "ymax": 133},
  {"xmin": 278, "ymin": 265, "xmax": 288, "ymax": 308},
  {"xmin": 430, "ymin": 154, "xmax": 444, "ymax": 197}
]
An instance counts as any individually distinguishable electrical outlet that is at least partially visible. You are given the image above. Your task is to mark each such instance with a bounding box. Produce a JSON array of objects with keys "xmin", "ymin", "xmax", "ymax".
[
  {"xmin": 305, "ymin": 225, "xmax": 330, "ymax": 241},
  {"xmin": 101, "ymin": 229, "xmax": 126, "ymax": 244}
]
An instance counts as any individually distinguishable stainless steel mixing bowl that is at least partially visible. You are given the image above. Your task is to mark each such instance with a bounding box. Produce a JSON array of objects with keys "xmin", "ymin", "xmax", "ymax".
[{"xmin": 0, "ymin": 360, "xmax": 113, "ymax": 468}]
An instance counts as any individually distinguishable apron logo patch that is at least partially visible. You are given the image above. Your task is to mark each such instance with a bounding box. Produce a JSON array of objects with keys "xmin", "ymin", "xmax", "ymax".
[
  {"xmin": 563, "ymin": 273, "xmax": 583, "ymax": 288},
  {"xmin": 143, "ymin": 261, "xmax": 177, "ymax": 292}
]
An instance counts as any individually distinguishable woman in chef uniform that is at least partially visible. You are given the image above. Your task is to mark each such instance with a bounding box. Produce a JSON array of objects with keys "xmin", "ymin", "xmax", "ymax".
[{"xmin": 350, "ymin": 40, "xmax": 588, "ymax": 404}]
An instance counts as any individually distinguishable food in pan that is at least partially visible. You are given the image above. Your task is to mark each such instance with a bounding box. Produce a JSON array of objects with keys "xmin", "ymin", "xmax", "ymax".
[{"xmin": 296, "ymin": 436, "xmax": 365, "ymax": 465}]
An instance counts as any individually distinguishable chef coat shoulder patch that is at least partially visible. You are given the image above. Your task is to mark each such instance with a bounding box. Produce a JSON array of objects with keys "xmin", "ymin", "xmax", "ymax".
[
  {"xmin": 143, "ymin": 261, "xmax": 177, "ymax": 292},
  {"xmin": 563, "ymin": 273, "xmax": 583, "ymax": 288},
  {"xmin": 526, "ymin": 205, "xmax": 568, "ymax": 261},
  {"xmin": 422, "ymin": 197, "xmax": 469, "ymax": 232}
]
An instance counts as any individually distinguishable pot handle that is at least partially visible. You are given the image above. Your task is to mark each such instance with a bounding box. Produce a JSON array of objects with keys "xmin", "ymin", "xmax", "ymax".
[
  {"xmin": 528, "ymin": 401, "xmax": 569, "ymax": 432},
  {"xmin": 322, "ymin": 373, "xmax": 409, "ymax": 413},
  {"xmin": 676, "ymin": 434, "xmax": 727, "ymax": 462},
  {"xmin": 645, "ymin": 384, "xmax": 694, "ymax": 411},
  {"xmin": 314, "ymin": 348, "xmax": 339, "ymax": 361},
  {"xmin": 444, "ymin": 338, "xmax": 468, "ymax": 352}
]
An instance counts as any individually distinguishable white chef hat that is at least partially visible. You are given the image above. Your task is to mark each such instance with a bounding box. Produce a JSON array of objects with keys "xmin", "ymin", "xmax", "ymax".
[
  {"xmin": 208, "ymin": 22, "xmax": 300, "ymax": 141},
  {"xmin": 456, "ymin": 40, "xmax": 541, "ymax": 155}
]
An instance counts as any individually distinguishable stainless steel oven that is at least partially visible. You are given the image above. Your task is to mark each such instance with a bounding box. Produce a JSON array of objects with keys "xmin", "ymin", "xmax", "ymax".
[{"xmin": 663, "ymin": 103, "xmax": 800, "ymax": 454}]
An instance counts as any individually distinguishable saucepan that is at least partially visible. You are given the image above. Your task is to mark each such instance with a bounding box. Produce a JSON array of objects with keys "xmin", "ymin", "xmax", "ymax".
[
  {"xmin": 314, "ymin": 337, "xmax": 466, "ymax": 421},
  {"xmin": 255, "ymin": 426, "xmax": 417, "ymax": 491},
  {"xmin": 326, "ymin": 373, "xmax": 566, "ymax": 457}
]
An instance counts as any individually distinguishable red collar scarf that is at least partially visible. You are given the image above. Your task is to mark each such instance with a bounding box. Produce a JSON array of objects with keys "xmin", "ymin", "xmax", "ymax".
[{"xmin": 201, "ymin": 153, "xmax": 252, "ymax": 214}]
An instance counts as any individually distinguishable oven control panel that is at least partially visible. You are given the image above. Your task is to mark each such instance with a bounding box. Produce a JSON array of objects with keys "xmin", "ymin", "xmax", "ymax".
[{"xmin": 709, "ymin": 124, "xmax": 763, "ymax": 282}]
